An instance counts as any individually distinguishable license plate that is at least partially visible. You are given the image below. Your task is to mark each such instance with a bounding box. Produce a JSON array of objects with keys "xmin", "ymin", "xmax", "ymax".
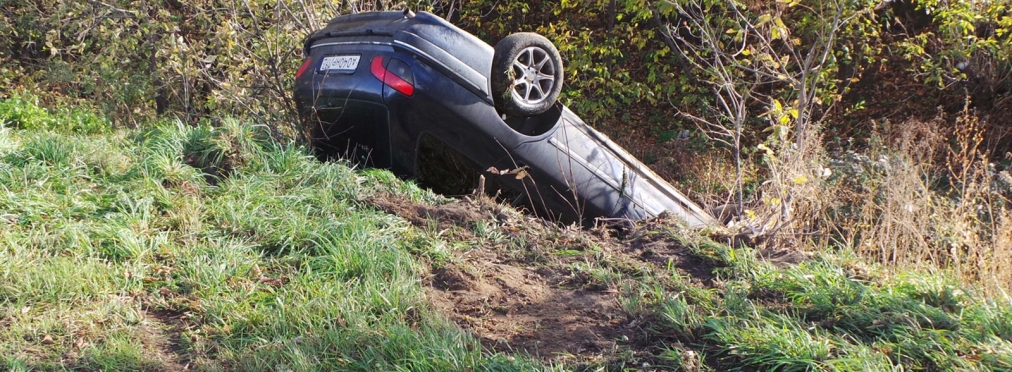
[{"xmin": 319, "ymin": 55, "xmax": 360, "ymax": 72}]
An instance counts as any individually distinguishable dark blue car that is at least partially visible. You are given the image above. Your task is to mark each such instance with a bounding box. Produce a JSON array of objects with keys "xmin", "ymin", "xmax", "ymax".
[{"xmin": 293, "ymin": 10, "xmax": 715, "ymax": 227}]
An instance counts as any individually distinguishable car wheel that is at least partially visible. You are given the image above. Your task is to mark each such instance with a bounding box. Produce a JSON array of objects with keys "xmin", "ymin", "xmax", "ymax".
[{"xmin": 492, "ymin": 32, "xmax": 564, "ymax": 117}]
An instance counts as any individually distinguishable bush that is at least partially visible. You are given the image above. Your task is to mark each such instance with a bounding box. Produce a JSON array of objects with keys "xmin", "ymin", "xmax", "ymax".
[
  {"xmin": 0, "ymin": 0, "xmax": 429, "ymax": 134},
  {"xmin": 0, "ymin": 94, "xmax": 111, "ymax": 134},
  {"xmin": 0, "ymin": 95, "xmax": 55, "ymax": 131}
]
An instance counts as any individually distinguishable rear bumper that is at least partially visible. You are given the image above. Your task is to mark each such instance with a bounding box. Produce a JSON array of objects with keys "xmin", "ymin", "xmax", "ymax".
[{"xmin": 302, "ymin": 99, "xmax": 392, "ymax": 168}]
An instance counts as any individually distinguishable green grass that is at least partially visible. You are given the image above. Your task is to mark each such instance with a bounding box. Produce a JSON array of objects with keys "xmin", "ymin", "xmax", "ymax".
[
  {"xmin": 0, "ymin": 99, "xmax": 545, "ymax": 371},
  {"xmin": 603, "ymin": 227, "xmax": 1012, "ymax": 371},
  {"xmin": 3, "ymin": 97, "xmax": 1012, "ymax": 371}
]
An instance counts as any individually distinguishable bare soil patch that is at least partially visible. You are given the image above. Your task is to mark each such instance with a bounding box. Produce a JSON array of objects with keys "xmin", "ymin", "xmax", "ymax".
[
  {"xmin": 627, "ymin": 230, "xmax": 717, "ymax": 285},
  {"xmin": 139, "ymin": 308, "xmax": 191, "ymax": 371},
  {"xmin": 369, "ymin": 195, "xmax": 651, "ymax": 363},
  {"xmin": 370, "ymin": 194, "xmax": 485, "ymax": 233},
  {"xmin": 426, "ymin": 253, "xmax": 630, "ymax": 361}
]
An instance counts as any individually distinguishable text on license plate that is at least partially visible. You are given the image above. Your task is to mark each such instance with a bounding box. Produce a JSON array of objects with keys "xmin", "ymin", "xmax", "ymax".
[{"xmin": 319, "ymin": 55, "xmax": 361, "ymax": 72}]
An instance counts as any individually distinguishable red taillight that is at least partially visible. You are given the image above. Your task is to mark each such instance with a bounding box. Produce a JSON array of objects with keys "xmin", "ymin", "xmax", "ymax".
[
  {"xmin": 296, "ymin": 58, "xmax": 313, "ymax": 79},
  {"xmin": 370, "ymin": 56, "xmax": 414, "ymax": 96}
]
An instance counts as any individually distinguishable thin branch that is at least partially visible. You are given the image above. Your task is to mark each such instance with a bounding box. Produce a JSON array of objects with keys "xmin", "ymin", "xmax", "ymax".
[{"xmin": 84, "ymin": 0, "xmax": 138, "ymax": 16}]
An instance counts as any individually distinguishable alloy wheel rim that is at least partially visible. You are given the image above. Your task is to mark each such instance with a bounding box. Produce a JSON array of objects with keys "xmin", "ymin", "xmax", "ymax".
[{"xmin": 510, "ymin": 46, "xmax": 555, "ymax": 105}]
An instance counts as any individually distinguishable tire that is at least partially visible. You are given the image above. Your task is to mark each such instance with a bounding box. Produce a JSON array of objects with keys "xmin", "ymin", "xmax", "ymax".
[{"xmin": 491, "ymin": 33, "xmax": 564, "ymax": 117}]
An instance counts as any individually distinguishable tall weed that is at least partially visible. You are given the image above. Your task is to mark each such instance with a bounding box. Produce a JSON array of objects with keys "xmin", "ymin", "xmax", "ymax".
[{"xmin": 826, "ymin": 102, "xmax": 1012, "ymax": 294}]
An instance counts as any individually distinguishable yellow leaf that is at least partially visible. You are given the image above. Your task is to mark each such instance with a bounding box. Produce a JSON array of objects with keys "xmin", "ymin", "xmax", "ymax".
[
  {"xmin": 793, "ymin": 176, "xmax": 808, "ymax": 184},
  {"xmin": 775, "ymin": 17, "xmax": 787, "ymax": 29},
  {"xmin": 789, "ymin": 108, "xmax": 799, "ymax": 118}
]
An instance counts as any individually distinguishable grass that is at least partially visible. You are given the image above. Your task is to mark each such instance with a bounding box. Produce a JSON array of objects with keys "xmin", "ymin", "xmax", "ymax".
[
  {"xmin": 597, "ymin": 225, "xmax": 1012, "ymax": 371},
  {"xmin": 0, "ymin": 99, "xmax": 545, "ymax": 371},
  {"xmin": 3, "ymin": 97, "xmax": 1012, "ymax": 371}
]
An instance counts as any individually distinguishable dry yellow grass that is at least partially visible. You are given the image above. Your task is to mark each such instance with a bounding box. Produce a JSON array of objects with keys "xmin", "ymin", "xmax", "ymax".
[{"xmin": 821, "ymin": 104, "xmax": 1012, "ymax": 294}]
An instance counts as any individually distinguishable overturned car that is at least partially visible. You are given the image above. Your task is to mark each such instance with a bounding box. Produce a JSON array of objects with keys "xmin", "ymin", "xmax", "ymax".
[{"xmin": 293, "ymin": 10, "xmax": 715, "ymax": 227}]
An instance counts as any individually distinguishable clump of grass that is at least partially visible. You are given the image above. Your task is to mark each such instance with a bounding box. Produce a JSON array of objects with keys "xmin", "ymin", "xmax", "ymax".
[
  {"xmin": 6, "ymin": 133, "xmax": 78, "ymax": 167},
  {"xmin": 705, "ymin": 312, "xmax": 835, "ymax": 371}
]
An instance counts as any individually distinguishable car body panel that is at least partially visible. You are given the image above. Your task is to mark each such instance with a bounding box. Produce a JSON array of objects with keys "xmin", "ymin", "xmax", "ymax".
[{"xmin": 294, "ymin": 10, "xmax": 716, "ymax": 227}]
